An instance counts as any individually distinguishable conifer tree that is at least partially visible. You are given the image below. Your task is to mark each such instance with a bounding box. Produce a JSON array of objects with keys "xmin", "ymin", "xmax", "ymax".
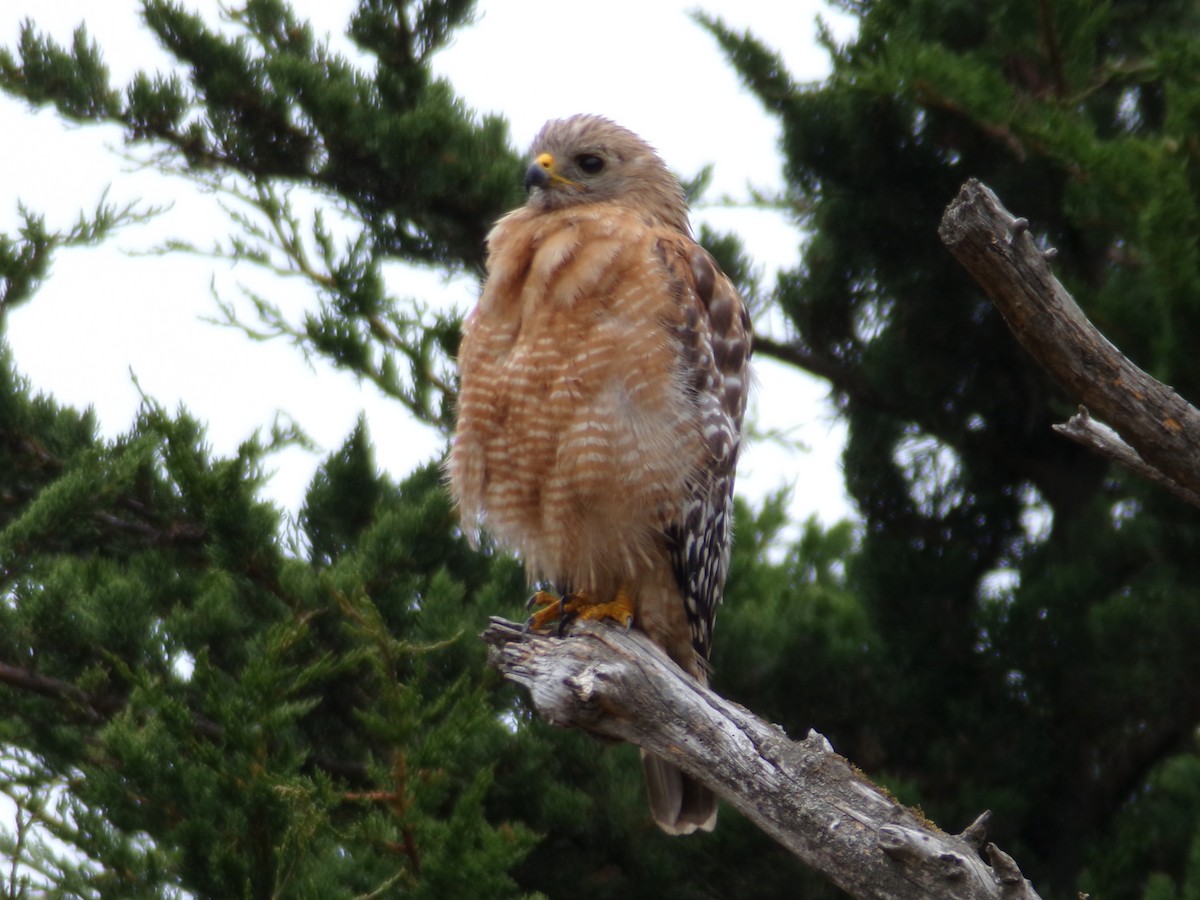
[{"xmin": 5, "ymin": 0, "xmax": 1200, "ymax": 898}]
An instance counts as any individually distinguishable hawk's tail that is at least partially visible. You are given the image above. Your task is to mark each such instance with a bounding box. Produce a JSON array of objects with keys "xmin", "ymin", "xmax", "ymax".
[{"xmin": 640, "ymin": 750, "xmax": 717, "ymax": 835}]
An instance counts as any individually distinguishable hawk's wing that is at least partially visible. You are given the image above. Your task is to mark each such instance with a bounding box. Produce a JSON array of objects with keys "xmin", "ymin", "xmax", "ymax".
[{"xmin": 658, "ymin": 238, "xmax": 752, "ymax": 662}]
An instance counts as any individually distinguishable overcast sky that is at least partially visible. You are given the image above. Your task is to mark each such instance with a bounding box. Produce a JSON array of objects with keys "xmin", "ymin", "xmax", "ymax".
[{"xmin": 1, "ymin": 0, "xmax": 858, "ymax": 531}]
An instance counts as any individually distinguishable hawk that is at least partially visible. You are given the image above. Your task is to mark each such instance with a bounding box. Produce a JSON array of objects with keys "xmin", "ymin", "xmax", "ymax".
[{"xmin": 448, "ymin": 115, "xmax": 751, "ymax": 835}]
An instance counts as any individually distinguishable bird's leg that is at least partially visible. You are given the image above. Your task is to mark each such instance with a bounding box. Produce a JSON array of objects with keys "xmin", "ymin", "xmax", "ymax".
[{"xmin": 526, "ymin": 586, "xmax": 636, "ymax": 634}]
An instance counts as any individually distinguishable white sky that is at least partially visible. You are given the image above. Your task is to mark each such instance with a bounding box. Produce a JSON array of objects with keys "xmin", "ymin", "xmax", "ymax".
[{"xmin": 1, "ymin": 0, "xmax": 858, "ymax": 531}]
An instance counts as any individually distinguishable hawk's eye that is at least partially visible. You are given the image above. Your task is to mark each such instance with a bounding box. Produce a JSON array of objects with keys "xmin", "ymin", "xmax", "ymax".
[{"xmin": 577, "ymin": 154, "xmax": 605, "ymax": 175}]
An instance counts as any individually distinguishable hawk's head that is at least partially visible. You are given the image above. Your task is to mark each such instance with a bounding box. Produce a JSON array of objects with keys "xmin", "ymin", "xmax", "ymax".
[{"xmin": 523, "ymin": 115, "xmax": 690, "ymax": 233}]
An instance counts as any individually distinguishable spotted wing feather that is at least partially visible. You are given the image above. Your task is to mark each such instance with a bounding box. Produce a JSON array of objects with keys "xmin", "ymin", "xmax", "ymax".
[{"xmin": 660, "ymin": 241, "xmax": 752, "ymax": 662}]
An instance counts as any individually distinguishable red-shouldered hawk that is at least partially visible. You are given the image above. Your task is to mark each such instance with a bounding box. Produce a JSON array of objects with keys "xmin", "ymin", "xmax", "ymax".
[{"xmin": 448, "ymin": 115, "xmax": 751, "ymax": 835}]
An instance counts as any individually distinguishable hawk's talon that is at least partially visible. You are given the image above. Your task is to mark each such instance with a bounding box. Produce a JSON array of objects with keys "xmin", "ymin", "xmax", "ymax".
[
  {"xmin": 525, "ymin": 590, "xmax": 555, "ymax": 611},
  {"xmin": 524, "ymin": 587, "xmax": 636, "ymax": 635},
  {"xmin": 526, "ymin": 590, "xmax": 570, "ymax": 635}
]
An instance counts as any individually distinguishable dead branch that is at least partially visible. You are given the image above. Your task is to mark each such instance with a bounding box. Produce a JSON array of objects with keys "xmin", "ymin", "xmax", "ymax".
[
  {"xmin": 1053, "ymin": 407, "xmax": 1200, "ymax": 508},
  {"xmin": 939, "ymin": 178, "xmax": 1200, "ymax": 507},
  {"xmin": 483, "ymin": 617, "xmax": 1041, "ymax": 900}
]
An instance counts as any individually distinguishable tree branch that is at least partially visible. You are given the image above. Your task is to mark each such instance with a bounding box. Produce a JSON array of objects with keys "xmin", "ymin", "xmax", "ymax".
[
  {"xmin": 482, "ymin": 617, "xmax": 1041, "ymax": 900},
  {"xmin": 752, "ymin": 334, "xmax": 879, "ymax": 406},
  {"xmin": 939, "ymin": 178, "xmax": 1200, "ymax": 507},
  {"xmin": 1052, "ymin": 407, "xmax": 1200, "ymax": 508},
  {"xmin": 0, "ymin": 660, "xmax": 109, "ymax": 723}
]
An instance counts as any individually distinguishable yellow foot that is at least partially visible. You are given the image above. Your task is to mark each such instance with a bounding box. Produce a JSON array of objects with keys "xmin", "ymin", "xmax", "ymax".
[{"xmin": 526, "ymin": 587, "xmax": 635, "ymax": 633}]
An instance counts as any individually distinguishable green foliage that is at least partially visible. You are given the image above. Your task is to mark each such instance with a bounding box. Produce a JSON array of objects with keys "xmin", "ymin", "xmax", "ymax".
[
  {"xmin": 0, "ymin": 359, "xmax": 541, "ymax": 897},
  {"xmin": 0, "ymin": 21, "xmax": 121, "ymax": 118},
  {"xmin": 0, "ymin": 194, "xmax": 157, "ymax": 320},
  {"xmin": 7, "ymin": 0, "xmax": 1200, "ymax": 898}
]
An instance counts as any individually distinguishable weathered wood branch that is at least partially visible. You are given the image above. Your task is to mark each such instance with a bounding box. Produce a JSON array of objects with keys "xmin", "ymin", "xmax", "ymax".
[
  {"xmin": 1053, "ymin": 407, "xmax": 1200, "ymax": 508},
  {"xmin": 483, "ymin": 617, "xmax": 1041, "ymax": 900},
  {"xmin": 939, "ymin": 178, "xmax": 1200, "ymax": 507}
]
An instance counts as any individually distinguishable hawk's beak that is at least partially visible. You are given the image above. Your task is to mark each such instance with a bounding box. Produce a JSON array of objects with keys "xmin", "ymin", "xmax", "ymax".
[{"xmin": 524, "ymin": 152, "xmax": 585, "ymax": 193}]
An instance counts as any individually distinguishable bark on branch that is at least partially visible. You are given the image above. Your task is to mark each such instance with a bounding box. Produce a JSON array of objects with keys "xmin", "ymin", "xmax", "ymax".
[
  {"xmin": 939, "ymin": 178, "xmax": 1200, "ymax": 507},
  {"xmin": 482, "ymin": 617, "xmax": 1041, "ymax": 900}
]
